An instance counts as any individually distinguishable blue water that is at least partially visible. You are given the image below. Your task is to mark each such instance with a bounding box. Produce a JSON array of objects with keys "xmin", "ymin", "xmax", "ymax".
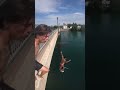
[{"xmin": 46, "ymin": 31, "xmax": 85, "ymax": 90}]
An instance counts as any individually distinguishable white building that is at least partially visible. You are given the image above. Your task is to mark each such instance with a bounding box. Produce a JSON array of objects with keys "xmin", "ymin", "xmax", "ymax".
[
  {"xmin": 77, "ymin": 25, "xmax": 81, "ymax": 30},
  {"xmin": 70, "ymin": 26, "xmax": 72, "ymax": 29},
  {"xmin": 63, "ymin": 23, "xmax": 68, "ymax": 29}
]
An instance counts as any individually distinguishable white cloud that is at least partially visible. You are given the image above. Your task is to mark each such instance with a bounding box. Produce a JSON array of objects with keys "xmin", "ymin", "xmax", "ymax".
[
  {"xmin": 35, "ymin": 0, "xmax": 85, "ymax": 25},
  {"xmin": 35, "ymin": 0, "xmax": 61, "ymax": 13},
  {"xmin": 74, "ymin": 12, "xmax": 84, "ymax": 15},
  {"xmin": 59, "ymin": 6, "xmax": 68, "ymax": 10},
  {"xmin": 35, "ymin": 12, "xmax": 85, "ymax": 25}
]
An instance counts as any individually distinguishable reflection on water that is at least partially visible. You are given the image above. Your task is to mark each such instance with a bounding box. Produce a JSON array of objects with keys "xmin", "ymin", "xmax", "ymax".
[{"xmin": 46, "ymin": 31, "xmax": 85, "ymax": 90}]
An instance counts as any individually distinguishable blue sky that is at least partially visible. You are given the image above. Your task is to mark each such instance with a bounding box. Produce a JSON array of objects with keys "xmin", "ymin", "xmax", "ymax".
[{"xmin": 35, "ymin": 0, "xmax": 85, "ymax": 25}]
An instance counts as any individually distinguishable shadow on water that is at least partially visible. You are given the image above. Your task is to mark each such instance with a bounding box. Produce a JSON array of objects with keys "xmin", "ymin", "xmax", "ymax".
[{"xmin": 46, "ymin": 31, "xmax": 85, "ymax": 90}]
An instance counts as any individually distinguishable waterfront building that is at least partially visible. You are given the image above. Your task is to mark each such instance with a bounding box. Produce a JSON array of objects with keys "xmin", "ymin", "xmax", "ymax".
[{"xmin": 63, "ymin": 23, "xmax": 68, "ymax": 29}]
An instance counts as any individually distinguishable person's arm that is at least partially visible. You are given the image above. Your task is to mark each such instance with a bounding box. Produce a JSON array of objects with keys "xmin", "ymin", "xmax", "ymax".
[
  {"xmin": 35, "ymin": 60, "xmax": 43, "ymax": 71},
  {"xmin": 35, "ymin": 42, "xmax": 39, "ymax": 57}
]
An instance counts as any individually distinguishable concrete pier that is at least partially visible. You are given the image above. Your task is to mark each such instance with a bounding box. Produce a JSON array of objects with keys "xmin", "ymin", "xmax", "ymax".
[{"xmin": 35, "ymin": 30, "xmax": 58, "ymax": 90}]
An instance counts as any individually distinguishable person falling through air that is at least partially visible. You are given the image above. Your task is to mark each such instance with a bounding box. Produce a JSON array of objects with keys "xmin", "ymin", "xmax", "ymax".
[{"xmin": 59, "ymin": 51, "xmax": 71, "ymax": 72}]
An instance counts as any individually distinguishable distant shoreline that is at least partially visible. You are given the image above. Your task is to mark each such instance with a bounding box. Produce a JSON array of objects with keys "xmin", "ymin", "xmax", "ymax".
[{"xmin": 60, "ymin": 29, "xmax": 85, "ymax": 32}]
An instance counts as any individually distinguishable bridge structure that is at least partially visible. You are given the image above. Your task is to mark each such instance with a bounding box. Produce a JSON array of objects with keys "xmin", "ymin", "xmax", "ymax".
[
  {"xmin": 35, "ymin": 30, "xmax": 58, "ymax": 90},
  {"xmin": 2, "ymin": 29, "xmax": 59, "ymax": 90}
]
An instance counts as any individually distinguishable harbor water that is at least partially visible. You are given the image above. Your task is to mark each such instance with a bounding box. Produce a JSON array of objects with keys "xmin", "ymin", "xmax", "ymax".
[{"xmin": 46, "ymin": 31, "xmax": 85, "ymax": 90}]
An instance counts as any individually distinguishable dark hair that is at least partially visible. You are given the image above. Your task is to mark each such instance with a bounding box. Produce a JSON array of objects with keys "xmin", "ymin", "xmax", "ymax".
[
  {"xmin": 0, "ymin": 0, "xmax": 34, "ymax": 29},
  {"xmin": 35, "ymin": 24, "xmax": 52, "ymax": 37}
]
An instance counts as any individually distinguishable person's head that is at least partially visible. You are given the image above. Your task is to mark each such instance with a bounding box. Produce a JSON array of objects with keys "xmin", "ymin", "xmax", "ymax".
[
  {"xmin": 0, "ymin": 0, "xmax": 34, "ymax": 39},
  {"xmin": 35, "ymin": 24, "xmax": 52, "ymax": 43}
]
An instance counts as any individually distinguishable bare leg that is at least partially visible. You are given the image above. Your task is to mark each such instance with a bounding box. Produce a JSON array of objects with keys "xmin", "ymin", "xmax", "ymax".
[
  {"xmin": 60, "ymin": 51, "xmax": 64, "ymax": 58},
  {"xmin": 65, "ymin": 59, "xmax": 71, "ymax": 63}
]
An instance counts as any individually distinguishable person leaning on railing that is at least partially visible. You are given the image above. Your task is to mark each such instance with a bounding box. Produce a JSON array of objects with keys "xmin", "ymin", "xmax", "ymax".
[
  {"xmin": 35, "ymin": 24, "xmax": 51, "ymax": 79},
  {"xmin": 0, "ymin": 0, "xmax": 34, "ymax": 89}
]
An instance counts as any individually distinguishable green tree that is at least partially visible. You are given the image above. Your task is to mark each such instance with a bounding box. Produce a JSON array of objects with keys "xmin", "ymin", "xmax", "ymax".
[
  {"xmin": 70, "ymin": 23, "xmax": 77, "ymax": 31},
  {"xmin": 53, "ymin": 25, "xmax": 58, "ymax": 29}
]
